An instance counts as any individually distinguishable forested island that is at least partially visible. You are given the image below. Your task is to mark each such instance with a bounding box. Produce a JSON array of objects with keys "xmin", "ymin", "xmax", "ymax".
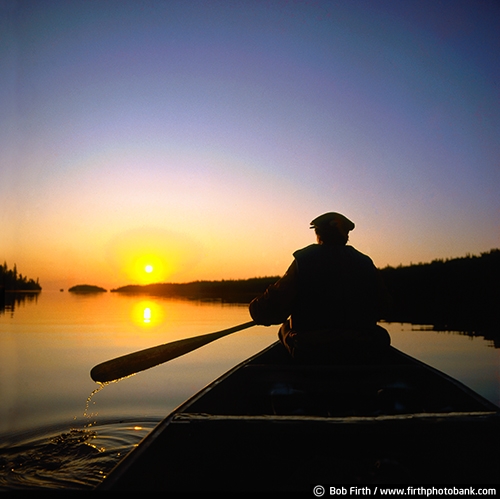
[
  {"xmin": 0, "ymin": 262, "xmax": 41, "ymax": 291},
  {"xmin": 68, "ymin": 285, "xmax": 107, "ymax": 293},
  {"xmin": 112, "ymin": 249, "xmax": 499, "ymax": 333}
]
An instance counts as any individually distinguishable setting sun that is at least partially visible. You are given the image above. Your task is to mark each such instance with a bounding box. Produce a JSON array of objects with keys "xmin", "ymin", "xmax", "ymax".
[
  {"xmin": 132, "ymin": 255, "xmax": 165, "ymax": 284},
  {"xmin": 105, "ymin": 228, "xmax": 204, "ymax": 286}
]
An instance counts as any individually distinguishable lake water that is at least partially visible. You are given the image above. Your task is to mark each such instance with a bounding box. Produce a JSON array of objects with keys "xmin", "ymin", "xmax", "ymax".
[{"xmin": 0, "ymin": 291, "xmax": 498, "ymax": 490}]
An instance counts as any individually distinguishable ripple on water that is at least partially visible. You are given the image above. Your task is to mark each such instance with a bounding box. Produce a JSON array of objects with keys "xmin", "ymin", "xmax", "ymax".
[{"xmin": 0, "ymin": 418, "xmax": 160, "ymax": 490}]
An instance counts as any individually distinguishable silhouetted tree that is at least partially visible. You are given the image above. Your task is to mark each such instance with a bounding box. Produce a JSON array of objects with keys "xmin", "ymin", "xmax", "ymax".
[{"xmin": 0, "ymin": 262, "xmax": 42, "ymax": 291}]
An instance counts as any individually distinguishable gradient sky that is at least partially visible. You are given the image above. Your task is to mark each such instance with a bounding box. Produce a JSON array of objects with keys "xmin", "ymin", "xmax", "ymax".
[{"xmin": 1, "ymin": 0, "xmax": 499, "ymax": 290}]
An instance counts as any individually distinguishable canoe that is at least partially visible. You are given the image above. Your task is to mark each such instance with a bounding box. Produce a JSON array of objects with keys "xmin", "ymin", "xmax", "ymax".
[{"xmin": 98, "ymin": 341, "xmax": 499, "ymax": 491}]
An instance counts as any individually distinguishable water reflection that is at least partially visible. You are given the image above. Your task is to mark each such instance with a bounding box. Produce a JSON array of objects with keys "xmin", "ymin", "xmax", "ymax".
[
  {"xmin": 130, "ymin": 300, "xmax": 164, "ymax": 328},
  {"xmin": 0, "ymin": 291, "xmax": 40, "ymax": 317},
  {"xmin": 3, "ymin": 289, "xmax": 498, "ymax": 348}
]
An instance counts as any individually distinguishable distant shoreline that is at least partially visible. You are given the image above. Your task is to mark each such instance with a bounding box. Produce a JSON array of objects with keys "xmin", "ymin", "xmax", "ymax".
[
  {"xmin": 110, "ymin": 277, "xmax": 280, "ymax": 303},
  {"xmin": 108, "ymin": 250, "xmax": 500, "ymax": 334},
  {"xmin": 3, "ymin": 249, "xmax": 498, "ymax": 336}
]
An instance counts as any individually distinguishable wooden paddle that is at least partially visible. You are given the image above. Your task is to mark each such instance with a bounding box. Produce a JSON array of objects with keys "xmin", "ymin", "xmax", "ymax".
[{"xmin": 90, "ymin": 320, "xmax": 256, "ymax": 383}]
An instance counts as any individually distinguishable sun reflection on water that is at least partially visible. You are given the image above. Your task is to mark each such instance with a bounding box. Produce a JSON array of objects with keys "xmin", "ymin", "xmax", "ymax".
[{"xmin": 131, "ymin": 300, "xmax": 164, "ymax": 328}]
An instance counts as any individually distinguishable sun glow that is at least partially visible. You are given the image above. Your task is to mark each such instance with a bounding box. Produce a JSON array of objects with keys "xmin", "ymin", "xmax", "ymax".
[{"xmin": 106, "ymin": 228, "xmax": 204, "ymax": 285}]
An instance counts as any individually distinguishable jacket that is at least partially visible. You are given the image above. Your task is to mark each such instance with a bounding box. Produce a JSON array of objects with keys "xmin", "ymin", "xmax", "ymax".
[{"xmin": 249, "ymin": 243, "xmax": 385, "ymax": 332}]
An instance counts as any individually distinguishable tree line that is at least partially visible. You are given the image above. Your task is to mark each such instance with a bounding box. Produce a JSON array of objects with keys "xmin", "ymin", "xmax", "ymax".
[
  {"xmin": 379, "ymin": 249, "xmax": 499, "ymax": 331},
  {"xmin": 0, "ymin": 262, "xmax": 42, "ymax": 291},
  {"xmin": 111, "ymin": 276, "xmax": 279, "ymax": 302}
]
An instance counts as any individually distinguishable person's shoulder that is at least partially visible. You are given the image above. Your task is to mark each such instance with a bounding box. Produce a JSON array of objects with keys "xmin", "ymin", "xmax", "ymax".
[
  {"xmin": 346, "ymin": 245, "xmax": 375, "ymax": 265},
  {"xmin": 293, "ymin": 244, "xmax": 321, "ymax": 259}
]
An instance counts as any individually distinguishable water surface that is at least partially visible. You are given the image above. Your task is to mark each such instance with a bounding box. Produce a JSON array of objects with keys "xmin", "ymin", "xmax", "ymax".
[{"xmin": 0, "ymin": 291, "xmax": 498, "ymax": 490}]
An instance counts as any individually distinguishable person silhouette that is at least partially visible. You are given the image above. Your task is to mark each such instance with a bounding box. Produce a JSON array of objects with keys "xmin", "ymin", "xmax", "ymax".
[{"xmin": 250, "ymin": 212, "xmax": 390, "ymax": 362}]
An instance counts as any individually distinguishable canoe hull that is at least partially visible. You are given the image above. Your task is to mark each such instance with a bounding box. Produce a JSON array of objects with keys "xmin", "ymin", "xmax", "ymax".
[{"xmin": 100, "ymin": 342, "xmax": 500, "ymax": 490}]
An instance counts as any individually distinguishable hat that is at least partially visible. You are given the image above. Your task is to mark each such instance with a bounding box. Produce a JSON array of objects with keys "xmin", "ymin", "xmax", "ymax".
[{"xmin": 310, "ymin": 212, "xmax": 355, "ymax": 239}]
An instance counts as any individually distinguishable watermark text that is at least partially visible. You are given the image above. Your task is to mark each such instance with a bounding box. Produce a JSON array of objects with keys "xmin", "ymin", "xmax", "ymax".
[{"xmin": 312, "ymin": 486, "xmax": 497, "ymax": 498}]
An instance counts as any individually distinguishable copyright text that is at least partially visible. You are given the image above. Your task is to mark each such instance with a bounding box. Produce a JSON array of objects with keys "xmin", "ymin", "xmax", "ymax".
[{"xmin": 311, "ymin": 486, "xmax": 497, "ymax": 498}]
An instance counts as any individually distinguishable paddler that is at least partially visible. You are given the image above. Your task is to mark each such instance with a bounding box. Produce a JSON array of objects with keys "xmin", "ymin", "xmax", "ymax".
[{"xmin": 249, "ymin": 212, "xmax": 390, "ymax": 362}]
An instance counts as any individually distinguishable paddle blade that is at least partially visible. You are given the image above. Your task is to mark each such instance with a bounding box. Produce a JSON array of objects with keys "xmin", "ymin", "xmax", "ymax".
[{"xmin": 90, "ymin": 321, "xmax": 255, "ymax": 383}]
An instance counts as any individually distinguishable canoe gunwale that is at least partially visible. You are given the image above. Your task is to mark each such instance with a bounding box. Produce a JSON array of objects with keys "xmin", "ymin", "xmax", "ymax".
[{"xmin": 171, "ymin": 411, "xmax": 500, "ymax": 424}]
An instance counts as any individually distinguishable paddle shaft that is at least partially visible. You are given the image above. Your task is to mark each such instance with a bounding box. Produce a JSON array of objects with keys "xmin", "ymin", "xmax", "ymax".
[{"xmin": 90, "ymin": 320, "xmax": 256, "ymax": 383}]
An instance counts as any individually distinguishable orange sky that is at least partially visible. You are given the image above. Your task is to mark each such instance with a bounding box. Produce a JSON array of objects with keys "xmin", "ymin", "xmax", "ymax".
[{"xmin": 2, "ymin": 1, "xmax": 499, "ymax": 290}]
